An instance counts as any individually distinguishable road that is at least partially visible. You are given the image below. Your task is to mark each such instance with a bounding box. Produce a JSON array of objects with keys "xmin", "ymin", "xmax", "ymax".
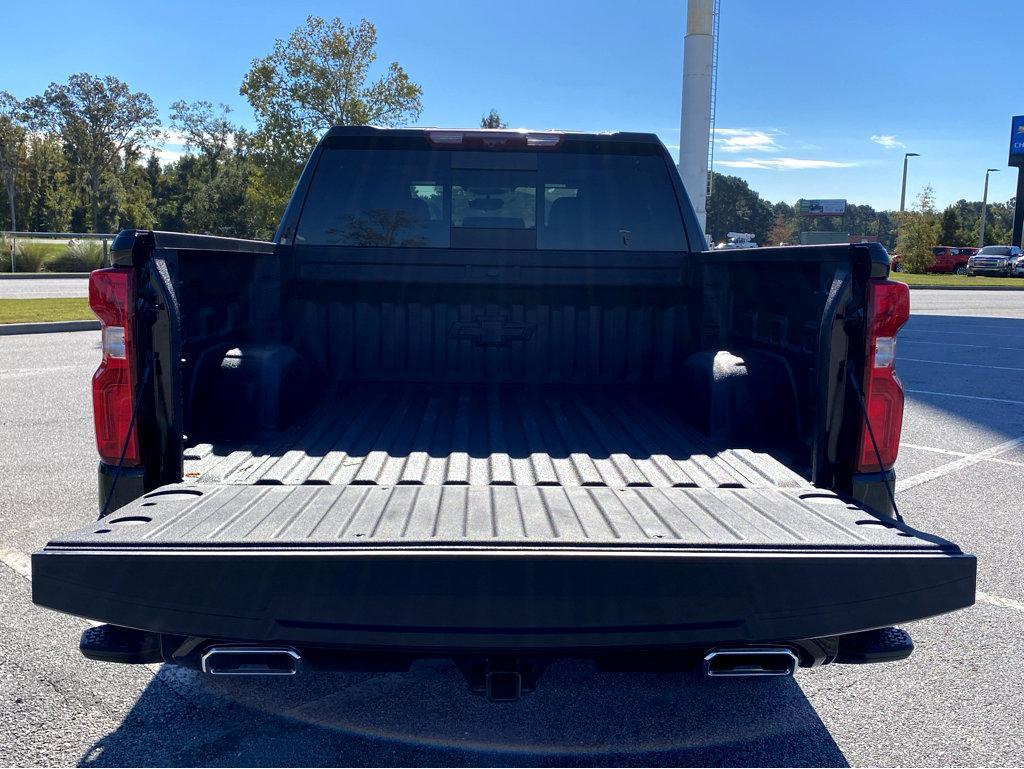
[
  {"xmin": 0, "ymin": 276, "xmax": 89, "ymax": 299},
  {"xmin": 909, "ymin": 288, "xmax": 1024, "ymax": 317},
  {"xmin": 1, "ymin": 290, "xmax": 1023, "ymax": 766}
]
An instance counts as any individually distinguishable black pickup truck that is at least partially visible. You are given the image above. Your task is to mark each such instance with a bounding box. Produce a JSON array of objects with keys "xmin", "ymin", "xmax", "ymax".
[{"xmin": 33, "ymin": 127, "xmax": 974, "ymax": 698}]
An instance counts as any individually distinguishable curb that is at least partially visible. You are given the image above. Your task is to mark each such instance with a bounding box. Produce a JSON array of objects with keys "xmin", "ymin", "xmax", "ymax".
[
  {"xmin": 903, "ymin": 284, "xmax": 1024, "ymax": 291},
  {"xmin": 0, "ymin": 320, "xmax": 99, "ymax": 336},
  {"xmin": 0, "ymin": 273, "xmax": 90, "ymax": 279}
]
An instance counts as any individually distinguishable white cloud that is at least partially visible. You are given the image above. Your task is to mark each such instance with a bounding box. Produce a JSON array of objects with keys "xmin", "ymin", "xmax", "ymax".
[
  {"xmin": 153, "ymin": 147, "xmax": 186, "ymax": 164},
  {"xmin": 714, "ymin": 128, "xmax": 780, "ymax": 153},
  {"xmin": 717, "ymin": 157, "xmax": 857, "ymax": 170},
  {"xmin": 160, "ymin": 129, "xmax": 190, "ymax": 148},
  {"xmin": 870, "ymin": 134, "xmax": 905, "ymax": 149},
  {"xmin": 134, "ymin": 130, "xmax": 191, "ymax": 166}
]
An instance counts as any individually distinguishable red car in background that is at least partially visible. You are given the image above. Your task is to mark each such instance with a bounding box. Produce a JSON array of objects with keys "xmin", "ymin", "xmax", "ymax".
[{"xmin": 891, "ymin": 246, "xmax": 977, "ymax": 275}]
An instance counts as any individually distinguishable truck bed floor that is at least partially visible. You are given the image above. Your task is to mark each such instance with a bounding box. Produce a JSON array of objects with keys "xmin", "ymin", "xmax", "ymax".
[{"xmin": 184, "ymin": 383, "xmax": 810, "ymax": 490}]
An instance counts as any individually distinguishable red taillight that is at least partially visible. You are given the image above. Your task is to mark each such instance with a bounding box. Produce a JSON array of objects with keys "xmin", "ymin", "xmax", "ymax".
[
  {"xmin": 89, "ymin": 268, "xmax": 139, "ymax": 466},
  {"xmin": 857, "ymin": 279, "xmax": 910, "ymax": 472}
]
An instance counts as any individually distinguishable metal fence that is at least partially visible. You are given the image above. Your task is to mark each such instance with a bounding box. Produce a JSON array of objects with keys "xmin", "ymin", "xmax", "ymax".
[{"xmin": 1, "ymin": 231, "xmax": 117, "ymax": 272}]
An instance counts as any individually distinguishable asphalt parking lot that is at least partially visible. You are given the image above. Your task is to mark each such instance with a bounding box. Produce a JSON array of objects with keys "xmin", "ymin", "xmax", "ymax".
[
  {"xmin": 1, "ymin": 288, "xmax": 1022, "ymax": 767},
  {"xmin": 0, "ymin": 276, "xmax": 90, "ymax": 299}
]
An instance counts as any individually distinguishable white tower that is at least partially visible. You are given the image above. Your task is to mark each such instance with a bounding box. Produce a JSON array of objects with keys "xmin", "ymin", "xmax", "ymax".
[{"xmin": 678, "ymin": 0, "xmax": 717, "ymax": 237}]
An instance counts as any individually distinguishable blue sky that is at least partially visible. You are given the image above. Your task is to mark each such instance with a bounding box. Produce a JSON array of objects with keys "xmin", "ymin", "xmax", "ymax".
[{"xmin": 2, "ymin": 0, "xmax": 1020, "ymax": 210}]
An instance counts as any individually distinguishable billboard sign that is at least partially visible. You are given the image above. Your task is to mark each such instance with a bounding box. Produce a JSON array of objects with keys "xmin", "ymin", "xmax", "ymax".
[
  {"xmin": 797, "ymin": 198, "xmax": 847, "ymax": 216},
  {"xmin": 1010, "ymin": 115, "xmax": 1024, "ymax": 167}
]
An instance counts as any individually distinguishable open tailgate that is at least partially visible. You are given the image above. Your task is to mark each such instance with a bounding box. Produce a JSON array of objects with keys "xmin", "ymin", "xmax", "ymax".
[{"xmin": 33, "ymin": 483, "xmax": 975, "ymax": 652}]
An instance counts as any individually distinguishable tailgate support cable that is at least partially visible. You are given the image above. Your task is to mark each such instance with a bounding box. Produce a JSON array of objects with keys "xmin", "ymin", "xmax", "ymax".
[
  {"xmin": 846, "ymin": 366, "xmax": 903, "ymax": 523},
  {"xmin": 100, "ymin": 361, "xmax": 152, "ymax": 519}
]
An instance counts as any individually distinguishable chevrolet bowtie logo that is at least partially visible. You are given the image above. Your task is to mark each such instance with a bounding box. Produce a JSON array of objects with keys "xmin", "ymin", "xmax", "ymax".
[{"xmin": 448, "ymin": 315, "xmax": 536, "ymax": 347}]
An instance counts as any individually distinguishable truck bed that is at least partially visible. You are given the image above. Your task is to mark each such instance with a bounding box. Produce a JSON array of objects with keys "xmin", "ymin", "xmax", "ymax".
[{"xmin": 183, "ymin": 383, "xmax": 810, "ymax": 490}]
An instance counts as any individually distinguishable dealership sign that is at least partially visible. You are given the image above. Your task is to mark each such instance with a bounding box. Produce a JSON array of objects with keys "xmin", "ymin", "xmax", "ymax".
[
  {"xmin": 1010, "ymin": 115, "xmax": 1024, "ymax": 167},
  {"xmin": 797, "ymin": 198, "xmax": 847, "ymax": 216}
]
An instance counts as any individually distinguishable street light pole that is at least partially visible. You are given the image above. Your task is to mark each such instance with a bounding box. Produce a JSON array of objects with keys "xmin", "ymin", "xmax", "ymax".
[
  {"xmin": 899, "ymin": 152, "xmax": 920, "ymax": 212},
  {"xmin": 978, "ymin": 168, "xmax": 1000, "ymax": 248}
]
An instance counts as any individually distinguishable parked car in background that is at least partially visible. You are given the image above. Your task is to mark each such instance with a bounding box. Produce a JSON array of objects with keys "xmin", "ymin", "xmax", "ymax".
[
  {"xmin": 891, "ymin": 246, "xmax": 975, "ymax": 275},
  {"xmin": 968, "ymin": 245, "xmax": 1022, "ymax": 276},
  {"xmin": 1013, "ymin": 252, "xmax": 1024, "ymax": 277},
  {"xmin": 714, "ymin": 231, "xmax": 758, "ymax": 249},
  {"xmin": 954, "ymin": 247, "xmax": 979, "ymax": 269}
]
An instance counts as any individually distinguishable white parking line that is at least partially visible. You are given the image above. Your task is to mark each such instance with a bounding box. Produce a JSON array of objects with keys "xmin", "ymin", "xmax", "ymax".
[
  {"xmin": 0, "ymin": 548, "xmax": 31, "ymax": 580},
  {"xmin": 896, "ymin": 436, "xmax": 1024, "ymax": 493},
  {"xmin": 906, "ymin": 389, "xmax": 1024, "ymax": 407},
  {"xmin": 900, "ymin": 443, "xmax": 967, "ymax": 457},
  {"xmin": 900, "ymin": 442, "xmax": 1024, "ymax": 468},
  {"xmin": 976, "ymin": 591, "xmax": 1024, "ymax": 614},
  {"xmin": 900, "ymin": 358, "xmax": 1024, "ymax": 373},
  {"xmin": 901, "ymin": 339, "xmax": 1024, "ymax": 352},
  {"xmin": 0, "ymin": 364, "xmax": 83, "ymax": 381},
  {"xmin": 904, "ymin": 329, "xmax": 1020, "ymax": 338},
  {"xmin": 905, "ymin": 323, "xmax": 1024, "ymax": 333}
]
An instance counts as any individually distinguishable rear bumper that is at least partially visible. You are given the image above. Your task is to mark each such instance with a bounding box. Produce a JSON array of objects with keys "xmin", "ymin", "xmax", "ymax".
[{"xmin": 32, "ymin": 544, "xmax": 976, "ymax": 654}]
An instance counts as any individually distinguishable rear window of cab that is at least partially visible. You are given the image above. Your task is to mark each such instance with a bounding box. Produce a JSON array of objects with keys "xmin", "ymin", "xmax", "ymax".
[{"xmin": 294, "ymin": 147, "xmax": 686, "ymax": 251}]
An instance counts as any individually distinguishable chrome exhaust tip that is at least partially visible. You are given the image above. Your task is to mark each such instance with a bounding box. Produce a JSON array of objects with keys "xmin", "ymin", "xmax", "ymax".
[
  {"xmin": 201, "ymin": 646, "xmax": 301, "ymax": 676},
  {"xmin": 703, "ymin": 647, "xmax": 799, "ymax": 677}
]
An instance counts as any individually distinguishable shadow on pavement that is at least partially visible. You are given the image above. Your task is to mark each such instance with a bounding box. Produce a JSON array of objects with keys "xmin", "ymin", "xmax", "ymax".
[
  {"xmin": 898, "ymin": 314, "xmax": 1024, "ymax": 443},
  {"xmin": 79, "ymin": 660, "xmax": 847, "ymax": 767}
]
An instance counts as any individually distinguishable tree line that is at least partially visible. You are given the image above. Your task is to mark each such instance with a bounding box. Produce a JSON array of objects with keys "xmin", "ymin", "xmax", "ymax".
[
  {"xmin": 706, "ymin": 171, "xmax": 1017, "ymax": 259},
  {"xmin": 0, "ymin": 17, "xmax": 424, "ymax": 242}
]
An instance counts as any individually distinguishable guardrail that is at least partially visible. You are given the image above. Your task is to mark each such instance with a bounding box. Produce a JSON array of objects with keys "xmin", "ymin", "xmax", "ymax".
[{"xmin": 1, "ymin": 231, "xmax": 118, "ymax": 272}]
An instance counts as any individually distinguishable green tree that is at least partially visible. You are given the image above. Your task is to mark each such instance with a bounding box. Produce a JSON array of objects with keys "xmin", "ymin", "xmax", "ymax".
[
  {"xmin": 938, "ymin": 206, "xmax": 960, "ymax": 246},
  {"xmin": 766, "ymin": 214, "xmax": 793, "ymax": 246},
  {"xmin": 844, "ymin": 204, "xmax": 883, "ymax": 240},
  {"xmin": 182, "ymin": 152, "xmax": 258, "ymax": 238},
  {"xmin": 984, "ymin": 199, "xmax": 1014, "ymax": 246},
  {"xmin": 242, "ymin": 16, "xmax": 422, "ymax": 143},
  {"xmin": 144, "ymin": 152, "xmax": 162, "ymax": 206},
  {"xmin": 481, "ymin": 109, "xmax": 507, "ymax": 129},
  {"xmin": 240, "ymin": 16, "xmax": 423, "ymax": 234},
  {"xmin": 118, "ymin": 148, "xmax": 157, "ymax": 230},
  {"xmin": 148, "ymin": 129, "xmax": 262, "ymax": 238},
  {"xmin": 0, "ymin": 91, "xmax": 28, "ymax": 231},
  {"xmin": 875, "ymin": 210, "xmax": 896, "ymax": 250},
  {"xmin": 895, "ymin": 186, "xmax": 940, "ymax": 273},
  {"xmin": 26, "ymin": 74, "xmax": 161, "ymax": 232},
  {"xmin": 170, "ymin": 100, "xmax": 236, "ymax": 177},
  {"xmin": 706, "ymin": 172, "xmax": 774, "ymax": 245},
  {"xmin": 20, "ymin": 134, "xmax": 74, "ymax": 231},
  {"xmin": 151, "ymin": 154, "xmax": 194, "ymax": 233}
]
